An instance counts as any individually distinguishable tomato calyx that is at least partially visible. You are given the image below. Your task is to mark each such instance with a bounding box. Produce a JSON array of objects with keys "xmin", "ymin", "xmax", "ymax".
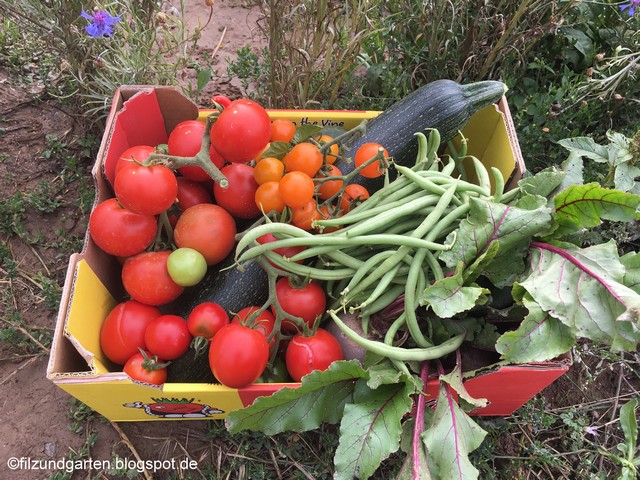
[
  {"xmin": 138, "ymin": 348, "xmax": 170, "ymax": 371},
  {"xmin": 145, "ymin": 112, "xmax": 229, "ymax": 188},
  {"xmin": 190, "ymin": 335, "xmax": 210, "ymax": 357}
]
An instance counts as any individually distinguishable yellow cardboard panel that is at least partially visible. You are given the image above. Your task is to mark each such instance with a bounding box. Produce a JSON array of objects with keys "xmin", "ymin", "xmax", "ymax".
[
  {"xmin": 64, "ymin": 259, "xmax": 117, "ymax": 374},
  {"xmin": 198, "ymin": 109, "xmax": 380, "ymax": 131},
  {"xmin": 57, "ymin": 378, "xmax": 241, "ymax": 421}
]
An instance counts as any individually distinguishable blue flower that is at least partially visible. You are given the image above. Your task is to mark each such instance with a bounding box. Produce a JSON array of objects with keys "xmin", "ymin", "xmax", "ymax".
[
  {"xmin": 620, "ymin": 0, "xmax": 640, "ymax": 16},
  {"xmin": 81, "ymin": 9, "xmax": 121, "ymax": 37}
]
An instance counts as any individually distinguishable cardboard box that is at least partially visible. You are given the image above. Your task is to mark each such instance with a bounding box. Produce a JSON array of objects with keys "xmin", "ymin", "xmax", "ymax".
[{"xmin": 47, "ymin": 86, "xmax": 568, "ymax": 421}]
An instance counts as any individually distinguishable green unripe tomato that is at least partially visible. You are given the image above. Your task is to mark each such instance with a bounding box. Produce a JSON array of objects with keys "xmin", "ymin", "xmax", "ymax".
[{"xmin": 167, "ymin": 247, "xmax": 208, "ymax": 287}]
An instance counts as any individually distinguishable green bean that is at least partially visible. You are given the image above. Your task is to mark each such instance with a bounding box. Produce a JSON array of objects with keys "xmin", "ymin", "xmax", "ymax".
[
  {"xmin": 425, "ymin": 128, "xmax": 442, "ymax": 167},
  {"xmin": 359, "ymin": 284, "xmax": 406, "ymax": 317},
  {"xmin": 236, "ymin": 222, "xmax": 311, "ymax": 258},
  {"xmin": 261, "ymin": 251, "xmax": 356, "ymax": 280},
  {"xmin": 413, "ymin": 131, "xmax": 429, "ymax": 165},
  {"xmin": 341, "ymin": 182, "xmax": 459, "ymax": 302},
  {"xmin": 424, "ymin": 249, "xmax": 444, "ymax": 281},
  {"xmin": 491, "ymin": 166, "xmax": 505, "ymax": 203},
  {"xmin": 340, "ymin": 250, "xmax": 397, "ymax": 296},
  {"xmin": 384, "ymin": 312, "xmax": 407, "ymax": 345},
  {"xmin": 403, "ymin": 248, "xmax": 431, "ymax": 347},
  {"xmin": 352, "ymin": 263, "xmax": 403, "ymax": 311},
  {"xmin": 328, "ymin": 311, "xmax": 465, "ymax": 361},
  {"xmin": 395, "ymin": 166, "xmax": 463, "ymax": 206},
  {"xmin": 471, "ymin": 156, "xmax": 491, "ymax": 196},
  {"xmin": 441, "ymin": 155, "xmax": 458, "ymax": 176},
  {"xmin": 344, "ymin": 195, "xmax": 450, "ymax": 237},
  {"xmin": 290, "ymin": 246, "xmax": 364, "ymax": 268}
]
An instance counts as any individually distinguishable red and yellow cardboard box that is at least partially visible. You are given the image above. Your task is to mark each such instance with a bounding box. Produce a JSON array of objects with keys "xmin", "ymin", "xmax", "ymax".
[{"xmin": 46, "ymin": 85, "xmax": 570, "ymax": 421}]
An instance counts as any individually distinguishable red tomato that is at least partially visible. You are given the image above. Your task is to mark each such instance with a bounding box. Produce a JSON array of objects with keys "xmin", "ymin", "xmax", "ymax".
[
  {"xmin": 168, "ymin": 120, "xmax": 225, "ymax": 181},
  {"xmin": 232, "ymin": 306, "xmax": 276, "ymax": 348},
  {"xmin": 173, "ymin": 204, "xmax": 236, "ymax": 266},
  {"xmin": 89, "ymin": 198, "xmax": 157, "ymax": 257},
  {"xmin": 210, "ymin": 99, "xmax": 271, "ymax": 164},
  {"xmin": 213, "ymin": 164, "xmax": 261, "ymax": 219},
  {"xmin": 285, "ymin": 328, "xmax": 343, "ymax": 382},
  {"xmin": 114, "ymin": 163, "xmax": 178, "ymax": 216},
  {"xmin": 256, "ymin": 233, "xmax": 306, "ymax": 264},
  {"xmin": 123, "ymin": 350, "xmax": 168, "ymax": 385},
  {"xmin": 115, "ymin": 145, "xmax": 156, "ymax": 179},
  {"xmin": 211, "ymin": 95, "xmax": 232, "ymax": 109},
  {"xmin": 100, "ymin": 300, "xmax": 160, "ymax": 365},
  {"xmin": 275, "ymin": 278, "xmax": 326, "ymax": 332},
  {"xmin": 187, "ymin": 302, "xmax": 229, "ymax": 340},
  {"xmin": 121, "ymin": 251, "xmax": 185, "ymax": 306},
  {"xmin": 208, "ymin": 324, "xmax": 270, "ymax": 388},
  {"xmin": 144, "ymin": 314, "xmax": 192, "ymax": 360},
  {"xmin": 176, "ymin": 177, "xmax": 213, "ymax": 210}
]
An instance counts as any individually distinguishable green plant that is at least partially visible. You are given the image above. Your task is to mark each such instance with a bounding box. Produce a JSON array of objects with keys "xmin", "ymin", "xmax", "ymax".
[
  {"xmin": 599, "ymin": 398, "xmax": 640, "ymax": 480},
  {"xmin": 0, "ymin": 0, "xmax": 214, "ymax": 120}
]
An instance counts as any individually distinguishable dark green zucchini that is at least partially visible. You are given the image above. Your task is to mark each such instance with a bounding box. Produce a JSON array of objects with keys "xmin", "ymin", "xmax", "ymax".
[{"xmin": 335, "ymin": 79, "xmax": 507, "ymax": 193}]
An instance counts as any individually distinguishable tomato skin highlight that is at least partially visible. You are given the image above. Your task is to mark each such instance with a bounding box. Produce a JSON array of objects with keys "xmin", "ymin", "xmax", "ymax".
[
  {"xmin": 173, "ymin": 203, "xmax": 236, "ymax": 266},
  {"xmin": 144, "ymin": 314, "xmax": 192, "ymax": 360},
  {"xmin": 285, "ymin": 328, "xmax": 344, "ymax": 382},
  {"xmin": 210, "ymin": 99, "xmax": 271, "ymax": 164},
  {"xmin": 208, "ymin": 324, "xmax": 270, "ymax": 388},
  {"xmin": 121, "ymin": 251, "xmax": 185, "ymax": 306},
  {"xmin": 89, "ymin": 198, "xmax": 157, "ymax": 257},
  {"xmin": 100, "ymin": 300, "xmax": 161, "ymax": 365}
]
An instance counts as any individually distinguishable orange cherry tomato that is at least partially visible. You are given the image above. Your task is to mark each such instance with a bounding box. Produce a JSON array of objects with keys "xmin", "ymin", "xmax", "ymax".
[
  {"xmin": 270, "ymin": 119, "xmax": 297, "ymax": 143},
  {"xmin": 255, "ymin": 181, "xmax": 286, "ymax": 214},
  {"xmin": 282, "ymin": 142, "xmax": 323, "ymax": 177},
  {"xmin": 254, "ymin": 157, "xmax": 285, "ymax": 185},
  {"xmin": 316, "ymin": 165, "xmax": 344, "ymax": 200},
  {"xmin": 354, "ymin": 142, "xmax": 389, "ymax": 178},
  {"xmin": 291, "ymin": 199, "xmax": 323, "ymax": 231},
  {"xmin": 315, "ymin": 134, "xmax": 340, "ymax": 164},
  {"xmin": 279, "ymin": 171, "xmax": 315, "ymax": 208},
  {"xmin": 339, "ymin": 184, "xmax": 370, "ymax": 213}
]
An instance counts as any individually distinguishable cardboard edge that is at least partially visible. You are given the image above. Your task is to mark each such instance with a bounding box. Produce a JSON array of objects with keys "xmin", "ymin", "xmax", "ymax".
[{"xmin": 497, "ymin": 96, "xmax": 527, "ymax": 190}]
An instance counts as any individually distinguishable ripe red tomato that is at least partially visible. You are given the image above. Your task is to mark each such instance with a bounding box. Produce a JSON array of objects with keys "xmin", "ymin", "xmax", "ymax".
[
  {"xmin": 232, "ymin": 306, "xmax": 276, "ymax": 348},
  {"xmin": 121, "ymin": 251, "xmax": 185, "ymax": 306},
  {"xmin": 176, "ymin": 177, "xmax": 213, "ymax": 210},
  {"xmin": 100, "ymin": 300, "xmax": 161, "ymax": 365},
  {"xmin": 275, "ymin": 278, "xmax": 327, "ymax": 332},
  {"xmin": 123, "ymin": 350, "xmax": 168, "ymax": 385},
  {"xmin": 211, "ymin": 95, "xmax": 232, "ymax": 109},
  {"xmin": 168, "ymin": 120, "xmax": 225, "ymax": 181},
  {"xmin": 144, "ymin": 314, "xmax": 192, "ymax": 360},
  {"xmin": 187, "ymin": 302, "xmax": 229, "ymax": 340},
  {"xmin": 89, "ymin": 198, "xmax": 157, "ymax": 257},
  {"xmin": 114, "ymin": 163, "xmax": 178, "ymax": 216},
  {"xmin": 208, "ymin": 324, "xmax": 270, "ymax": 388},
  {"xmin": 114, "ymin": 145, "xmax": 156, "ymax": 179},
  {"xmin": 354, "ymin": 142, "xmax": 389, "ymax": 178},
  {"xmin": 214, "ymin": 164, "xmax": 261, "ymax": 219},
  {"xmin": 285, "ymin": 328, "xmax": 343, "ymax": 382},
  {"xmin": 210, "ymin": 99, "xmax": 271, "ymax": 164},
  {"xmin": 173, "ymin": 204, "xmax": 236, "ymax": 265}
]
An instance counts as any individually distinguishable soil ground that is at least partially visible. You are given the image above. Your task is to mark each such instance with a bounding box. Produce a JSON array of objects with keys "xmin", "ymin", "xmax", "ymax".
[{"xmin": 0, "ymin": 2, "xmax": 638, "ymax": 479}]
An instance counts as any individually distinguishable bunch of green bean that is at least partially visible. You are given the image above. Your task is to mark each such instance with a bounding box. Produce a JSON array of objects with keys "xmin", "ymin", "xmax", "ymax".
[{"xmin": 234, "ymin": 129, "xmax": 510, "ymax": 363}]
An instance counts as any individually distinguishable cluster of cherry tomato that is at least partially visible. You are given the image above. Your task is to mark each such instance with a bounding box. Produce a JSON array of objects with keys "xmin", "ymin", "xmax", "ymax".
[{"xmin": 90, "ymin": 95, "xmax": 388, "ymax": 389}]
